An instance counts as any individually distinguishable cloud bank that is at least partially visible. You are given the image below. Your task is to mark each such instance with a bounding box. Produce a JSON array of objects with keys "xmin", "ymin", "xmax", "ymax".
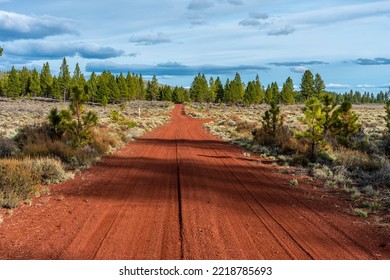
[
  {"xmin": 0, "ymin": 10, "xmax": 78, "ymax": 41},
  {"xmin": 4, "ymin": 41, "xmax": 125, "ymax": 60},
  {"xmin": 129, "ymin": 33, "xmax": 172, "ymax": 45},
  {"xmin": 85, "ymin": 61, "xmax": 269, "ymax": 76}
]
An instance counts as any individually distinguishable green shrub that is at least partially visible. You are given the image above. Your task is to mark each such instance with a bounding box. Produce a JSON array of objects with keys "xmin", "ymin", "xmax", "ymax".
[
  {"xmin": 32, "ymin": 157, "xmax": 68, "ymax": 185},
  {"xmin": 354, "ymin": 208, "xmax": 368, "ymax": 217},
  {"xmin": 290, "ymin": 179, "xmax": 298, "ymax": 186}
]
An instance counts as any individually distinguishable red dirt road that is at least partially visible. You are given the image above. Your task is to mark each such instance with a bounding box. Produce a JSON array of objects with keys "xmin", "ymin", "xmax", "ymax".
[{"xmin": 0, "ymin": 104, "xmax": 389, "ymax": 260}]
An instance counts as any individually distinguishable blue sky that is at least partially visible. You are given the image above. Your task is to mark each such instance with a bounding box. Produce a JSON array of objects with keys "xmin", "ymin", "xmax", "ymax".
[{"xmin": 0, "ymin": 0, "xmax": 389, "ymax": 92}]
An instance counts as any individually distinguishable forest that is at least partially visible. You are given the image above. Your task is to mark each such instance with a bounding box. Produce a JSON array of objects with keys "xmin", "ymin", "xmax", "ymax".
[{"xmin": 0, "ymin": 57, "xmax": 389, "ymax": 105}]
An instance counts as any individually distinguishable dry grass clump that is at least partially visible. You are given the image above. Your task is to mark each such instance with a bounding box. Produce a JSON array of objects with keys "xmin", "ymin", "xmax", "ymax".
[
  {"xmin": 334, "ymin": 148, "xmax": 380, "ymax": 171},
  {"xmin": 32, "ymin": 157, "xmax": 68, "ymax": 185},
  {"xmin": 0, "ymin": 159, "xmax": 39, "ymax": 208},
  {"xmin": 0, "ymin": 135, "xmax": 18, "ymax": 157}
]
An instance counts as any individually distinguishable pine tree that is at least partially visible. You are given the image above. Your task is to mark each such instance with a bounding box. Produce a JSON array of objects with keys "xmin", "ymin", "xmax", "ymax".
[
  {"xmin": 117, "ymin": 72, "xmax": 129, "ymax": 101},
  {"xmin": 190, "ymin": 73, "xmax": 208, "ymax": 102},
  {"xmin": 160, "ymin": 85, "xmax": 172, "ymax": 101},
  {"xmin": 7, "ymin": 66, "xmax": 21, "ymax": 98},
  {"xmin": 126, "ymin": 72, "xmax": 137, "ymax": 100},
  {"xmin": 206, "ymin": 76, "xmax": 216, "ymax": 103},
  {"xmin": 40, "ymin": 62, "xmax": 52, "ymax": 97},
  {"xmin": 330, "ymin": 101, "xmax": 361, "ymax": 147},
  {"xmin": 172, "ymin": 86, "xmax": 186, "ymax": 103},
  {"xmin": 72, "ymin": 63, "xmax": 86, "ymax": 93},
  {"xmin": 0, "ymin": 47, "xmax": 3, "ymax": 56},
  {"xmin": 253, "ymin": 74, "xmax": 264, "ymax": 104},
  {"xmin": 96, "ymin": 71, "xmax": 109, "ymax": 105},
  {"xmin": 146, "ymin": 75, "xmax": 159, "ymax": 101},
  {"xmin": 19, "ymin": 67, "xmax": 30, "ymax": 97},
  {"xmin": 59, "ymin": 58, "xmax": 71, "ymax": 102},
  {"xmin": 107, "ymin": 71, "xmax": 119, "ymax": 102},
  {"xmin": 61, "ymin": 84, "xmax": 98, "ymax": 147},
  {"xmin": 28, "ymin": 68, "xmax": 40, "ymax": 96},
  {"xmin": 261, "ymin": 101, "xmax": 283, "ymax": 141},
  {"xmin": 314, "ymin": 73, "xmax": 325, "ymax": 97},
  {"xmin": 295, "ymin": 97, "xmax": 326, "ymax": 160},
  {"xmin": 300, "ymin": 70, "xmax": 315, "ymax": 100},
  {"xmin": 320, "ymin": 93, "xmax": 337, "ymax": 136},
  {"xmin": 51, "ymin": 76, "xmax": 62, "ymax": 100},
  {"xmin": 87, "ymin": 72, "xmax": 97, "ymax": 103},
  {"xmin": 281, "ymin": 77, "xmax": 295, "ymax": 104},
  {"xmin": 214, "ymin": 77, "xmax": 224, "ymax": 103},
  {"xmin": 229, "ymin": 72, "xmax": 245, "ymax": 103},
  {"xmin": 244, "ymin": 81, "xmax": 256, "ymax": 105},
  {"xmin": 138, "ymin": 74, "xmax": 145, "ymax": 100}
]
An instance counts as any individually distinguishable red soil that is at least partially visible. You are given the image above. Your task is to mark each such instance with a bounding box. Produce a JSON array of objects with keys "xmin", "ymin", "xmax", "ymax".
[{"xmin": 0, "ymin": 104, "xmax": 389, "ymax": 260}]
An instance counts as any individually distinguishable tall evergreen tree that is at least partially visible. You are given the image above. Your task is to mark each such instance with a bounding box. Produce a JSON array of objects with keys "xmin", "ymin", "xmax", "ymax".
[
  {"xmin": 214, "ymin": 76, "xmax": 224, "ymax": 103},
  {"xmin": 96, "ymin": 71, "xmax": 109, "ymax": 105},
  {"xmin": 107, "ymin": 71, "xmax": 119, "ymax": 102},
  {"xmin": 253, "ymin": 74, "xmax": 264, "ymax": 104},
  {"xmin": 87, "ymin": 72, "xmax": 97, "ymax": 103},
  {"xmin": 59, "ymin": 57, "xmax": 71, "ymax": 102},
  {"xmin": 160, "ymin": 85, "xmax": 172, "ymax": 101},
  {"xmin": 206, "ymin": 76, "xmax": 216, "ymax": 103},
  {"xmin": 51, "ymin": 76, "xmax": 62, "ymax": 100},
  {"xmin": 138, "ymin": 74, "xmax": 145, "ymax": 100},
  {"xmin": 7, "ymin": 66, "xmax": 21, "ymax": 98},
  {"xmin": 146, "ymin": 75, "xmax": 159, "ymax": 101},
  {"xmin": 28, "ymin": 68, "xmax": 40, "ymax": 96},
  {"xmin": 190, "ymin": 73, "xmax": 208, "ymax": 102},
  {"xmin": 229, "ymin": 72, "xmax": 245, "ymax": 103},
  {"xmin": 40, "ymin": 62, "xmax": 52, "ymax": 97},
  {"xmin": 19, "ymin": 66, "xmax": 30, "ymax": 97},
  {"xmin": 117, "ymin": 72, "xmax": 129, "ymax": 101},
  {"xmin": 281, "ymin": 77, "xmax": 295, "ymax": 104},
  {"xmin": 300, "ymin": 70, "xmax": 315, "ymax": 100},
  {"xmin": 126, "ymin": 72, "xmax": 137, "ymax": 100},
  {"xmin": 314, "ymin": 73, "xmax": 325, "ymax": 97},
  {"xmin": 244, "ymin": 81, "xmax": 256, "ymax": 105}
]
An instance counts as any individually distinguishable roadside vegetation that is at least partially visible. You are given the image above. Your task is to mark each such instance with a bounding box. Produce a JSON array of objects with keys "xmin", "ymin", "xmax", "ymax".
[
  {"xmin": 1, "ymin": 52, "xmax": 390, "ymax": 218},
  {"xmin": 0, "ymin": 96, "xmax": 172, "ymax": 209},
  {"xmin": 185, "ymin": 72, "xmax": 390, "ymax": 220}
]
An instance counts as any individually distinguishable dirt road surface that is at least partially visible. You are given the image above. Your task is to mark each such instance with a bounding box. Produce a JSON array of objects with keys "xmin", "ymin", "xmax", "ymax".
[{"xmin": 0, "ymin": 104, "xmax": 389, "ymax": 259}]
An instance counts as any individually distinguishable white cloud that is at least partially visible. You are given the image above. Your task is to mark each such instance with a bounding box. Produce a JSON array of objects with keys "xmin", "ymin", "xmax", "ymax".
[
  {"xmin": 4, "ymin": 40, "xmax": 124, "ymax": 59},
  {"xmin": 290, "ymin": 66, "xmax": 308, "ymax": 73},
  {"xmin": 327, "ymin": 83, "xmax": 351, "ymax": 89},
  {"xmin": 0, "ymin": 10, "xmax": 78, "ymax": 41},
  {"xmin": 129, "ymin": 33, "xmax": 172, "ymax": 45}
]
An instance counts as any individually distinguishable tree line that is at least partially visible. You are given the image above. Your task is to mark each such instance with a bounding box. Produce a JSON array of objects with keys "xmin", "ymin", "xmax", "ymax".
[{"xmin": 0, "ymin": 57, "xmax": 389, "ymax": 105}]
